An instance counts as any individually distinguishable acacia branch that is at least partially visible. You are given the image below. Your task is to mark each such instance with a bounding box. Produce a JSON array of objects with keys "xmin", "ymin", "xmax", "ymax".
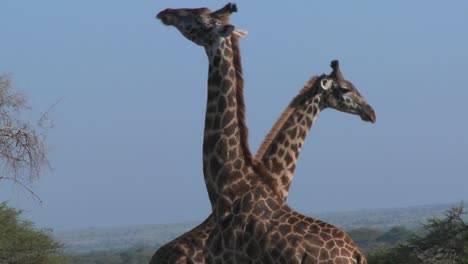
[
  {"xmin": 38, "ymin": 98, "xmax": 61, "ymax": 129},
  {"xmin": 0, "ymin": 176, "xmax": 42, "ymax": 203},
  {"xmin": 0, "ymin": 74, "xmax": 51, "ymax": 202}
]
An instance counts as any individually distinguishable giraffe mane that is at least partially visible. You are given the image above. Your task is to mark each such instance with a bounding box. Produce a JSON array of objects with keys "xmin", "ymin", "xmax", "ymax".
[
  {"xmin": 254, "ymin": 76, "xmax": 319, "ymax": 161},
  {"xmin": 231, "ymin": 33, "xmax": 253, "ymax": 166},
  {"xmin": 231, "ymin": 33, "xmax": 281, "ymax": 192}
]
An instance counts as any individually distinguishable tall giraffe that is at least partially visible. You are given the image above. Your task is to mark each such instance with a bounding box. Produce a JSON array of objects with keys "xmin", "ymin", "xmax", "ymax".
[
  {"xmin": 157, "ymin": 2, "xmax": 260, "ymax": 217},
  {"xmin": 156, "ymin": 4, "xmax": 375, "ymax": 263},
  {"xmin": 151, "ymin": 18, "xmax": 374, "ymax": 264}
]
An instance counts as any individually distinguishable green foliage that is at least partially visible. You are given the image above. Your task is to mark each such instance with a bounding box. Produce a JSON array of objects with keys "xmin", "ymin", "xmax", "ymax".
[
  {"xmin": 368, "ymin": 204, "xmax": 468, "ymax": 264},
  {"xmin": 0, "ymin": 202, "xmax": 66, "ymax": 264},
  {"xmin": 376, "ymin": 226, "xmax": 413, "ymax": 244},
  {"xmin": 348, "ymin": 227, "xmax": 383, "ymax": 250}
]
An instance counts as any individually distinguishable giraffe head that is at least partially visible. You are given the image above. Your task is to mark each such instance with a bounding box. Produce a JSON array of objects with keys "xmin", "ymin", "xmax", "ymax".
[
  {"xmin": 157, "ymin": 3, "xmax": 239, "ymax": 47},
  {"xmin": 319, "ymin": 60, "xmax": 376, "ymax": 123}
]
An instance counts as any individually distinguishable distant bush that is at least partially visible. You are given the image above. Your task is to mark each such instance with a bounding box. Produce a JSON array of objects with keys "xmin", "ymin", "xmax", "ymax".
[
  {"xmin": 67, "ymin": 245, "xmax": 154, "ymax": 264},
  {"xmin": 379, "ymin": 226, "xmax": 414, "ymax": 244},
  {"xmin": 348, "ymin": 227, "xmax": 384, "ymax": 251},
  {"xmin": 368, "ymin": 204, "xmax": 468, "ymax": 264},
  {"xmin": 0, "ymin": 202, "xmax": 66, "ymax": 264},
  {"xmin": 348, "ymin": 226, "xmax": 414, "ymax": 252}
]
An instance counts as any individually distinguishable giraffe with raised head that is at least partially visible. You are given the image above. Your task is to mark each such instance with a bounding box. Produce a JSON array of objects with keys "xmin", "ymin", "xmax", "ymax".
[
  {"xmin": 156, "ymin": 2, "xmax": 259, "ymax": 219},
  {"xmin": 156, "ymin": 3, "xmax": 375, "ymax": 263}
]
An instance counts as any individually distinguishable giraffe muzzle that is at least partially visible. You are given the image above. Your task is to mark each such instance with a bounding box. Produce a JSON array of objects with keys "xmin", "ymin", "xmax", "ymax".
[
  {"xmin": 156, "ymin": 9, "xmax": 167, "ymax": 19},
  {"xmin": 360, "ymin": 104, "xmax": 376, "ymax": 123},
  {"xmin": 156, "ymin": 9, "xmax": 173, "ymax": 25}
]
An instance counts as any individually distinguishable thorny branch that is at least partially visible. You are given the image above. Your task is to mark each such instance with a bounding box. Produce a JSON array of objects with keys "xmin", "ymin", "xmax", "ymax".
[
  {"xmin": 0, "ymin": 176, "xmax": 42, "ymax": 203},
  {"xmin": 0, "ymin": 74, "xmax": 54, "ymax": 201}
]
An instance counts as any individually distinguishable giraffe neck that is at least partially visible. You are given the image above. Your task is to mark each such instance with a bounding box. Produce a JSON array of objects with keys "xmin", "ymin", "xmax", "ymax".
[
  {"xmin": 255, "ymin": 77, "xmax": 324, "ymax": 200},
  {"xmin": 202, "ymin": 36, "xmax": 254, "ymax": 216},
  {"xmin": 231, "ymin": 34, "xmax": 253, "ymax": 166}
]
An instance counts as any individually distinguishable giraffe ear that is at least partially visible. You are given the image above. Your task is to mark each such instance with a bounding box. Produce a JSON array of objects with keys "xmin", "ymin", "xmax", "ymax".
[
  {"xmin": 320, "ymin": 78, "xmax": 333, "ymax": 90},
  {"xmin": 218, "ymin": 25, "xmax": 235, "ymax": 37}
]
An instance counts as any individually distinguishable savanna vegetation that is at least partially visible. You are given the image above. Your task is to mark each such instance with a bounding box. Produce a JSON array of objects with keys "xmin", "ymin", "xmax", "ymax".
[
  {"xmin": 62, "ymin": 205, "xmax": 468, "ymax": 264},
  {"xmin": 367, "ymin": 205, "xmax": 468, "ymax": 264},
  {"xmin": 66, "ymin": 246, "xmax": 155, "ymax": 264},
  {"xmin": 0, "ymin": 75, "xmax": 63, "ymax": 263},
  {"xmin": 0, "ymin": 203, "xmax": 66, "ymax": 264}
]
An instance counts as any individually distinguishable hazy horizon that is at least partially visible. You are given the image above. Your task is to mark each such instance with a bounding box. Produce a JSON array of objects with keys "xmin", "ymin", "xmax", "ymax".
[
  {"xmin": 51, "ymin": 200, "xmax": 466, "ymax": 232},
  {"xmin": 1, "ymin": 0, "xmax": 467, "ymax": 231}
]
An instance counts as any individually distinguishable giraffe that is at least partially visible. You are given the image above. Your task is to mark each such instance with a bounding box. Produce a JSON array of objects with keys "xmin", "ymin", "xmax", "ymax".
[
  {"xmin": 156, "ymin": 3, "xmax": 375, "ymax": 263},
  {"xmin": 151, "ymin": 15, "xmax": 375, "ymax": 264},
  {"xmin": 254, "ymin": 59, "xmax": 376, "ymax": 200},
  {"xmin": 156, "ymin": 2, "xmax": 264, "ymax": 220}
]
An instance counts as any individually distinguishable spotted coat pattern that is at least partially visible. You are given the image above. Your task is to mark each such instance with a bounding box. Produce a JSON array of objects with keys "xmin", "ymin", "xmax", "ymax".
[{"xmin": 153, "ymin": 3, "xmax": 375, "ymax": 264}]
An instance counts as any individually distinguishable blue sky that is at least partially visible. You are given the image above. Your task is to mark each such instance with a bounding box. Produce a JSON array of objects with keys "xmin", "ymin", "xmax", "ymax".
[{"xmin": 1, "ymin": 1, "xmax": 467, "ymax": 230}]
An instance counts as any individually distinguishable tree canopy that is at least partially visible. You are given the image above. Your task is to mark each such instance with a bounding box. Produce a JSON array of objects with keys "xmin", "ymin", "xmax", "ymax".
[
  {"xmin": 0, "ymin": 202, "xmax": 65, "ymax": 264},
  {"xmin": 368, "ymin": 204, "xmax": 468, "ymax": 264},
  {"xmin": 0, "ymin": 74, "xmax": 51, "ymax": 201}
]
